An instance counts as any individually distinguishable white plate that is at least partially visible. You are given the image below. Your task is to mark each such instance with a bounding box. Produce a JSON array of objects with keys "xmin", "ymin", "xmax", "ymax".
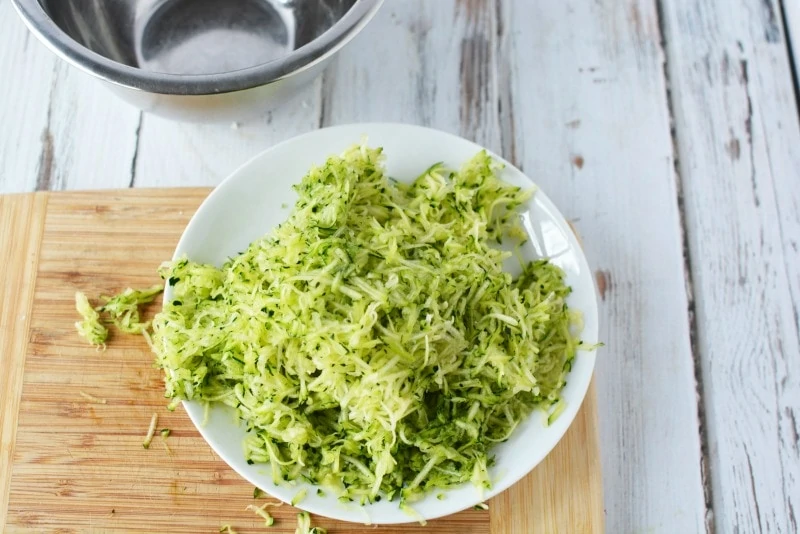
[{"xmin": 166, "ymin": 123, "xmax": 599, "ymax": 524}]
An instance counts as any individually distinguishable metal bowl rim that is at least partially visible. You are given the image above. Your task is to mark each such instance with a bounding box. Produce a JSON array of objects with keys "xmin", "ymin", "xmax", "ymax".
[{"xmin": 10, "ymin": 0, "xmax": 382, "ymax": 95}]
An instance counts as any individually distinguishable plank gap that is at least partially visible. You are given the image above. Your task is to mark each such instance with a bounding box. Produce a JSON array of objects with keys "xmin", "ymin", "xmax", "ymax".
[
  {"xmin": 128, "ymin": 112, "xmax": 143, "ymax": 188},
  {"xmin": 35, "ymin": 64, "xmax": 58, "ymax": 192},
  {"xmin": 493, "ymin": 0, "xmax": 518, "ymax": 169},
  {"xmin": 779, "ymin": 0, "xmax": 800, "ymax": 124},
  {"xmin": 654, "ymin": 1, "xmax": 715, "ymax": 532}
]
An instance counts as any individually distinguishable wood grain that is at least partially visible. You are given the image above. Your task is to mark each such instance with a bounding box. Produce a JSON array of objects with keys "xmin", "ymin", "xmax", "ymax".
[
  {"xmin": 42, "ymin": 62, "xmax": 141, "ymax": 191},
  {"xmin": 2, "ymin": 189, "xmax": 603, "ymax": 533},
  {"xmin": 320, "ymin": 0, "xmax": 500, "ymax": 151},
  {"xmin": 489, "ymin": 382, "xmax": 603, "ymax": 534},
  {"xmin": 496, "ymin": 1, "xmax": 708, "ymax": 532},
  {"xmin": 659, "ymin": 0, "xmax": 800, "ymax": 531},
  {"xmin": 0, "ymin": 192, "xmax": 48, "ymax": 530}
]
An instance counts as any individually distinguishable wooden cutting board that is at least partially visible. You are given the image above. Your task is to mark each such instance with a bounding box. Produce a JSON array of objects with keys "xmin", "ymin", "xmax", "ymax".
[{"xmin": 0, "ymin": 190, "xmax": 604, "ymax": 534}]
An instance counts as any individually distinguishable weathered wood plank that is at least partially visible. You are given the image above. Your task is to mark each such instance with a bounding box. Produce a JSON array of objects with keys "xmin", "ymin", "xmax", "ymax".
[
  {"xmin": 320, "ymin": 0, "xmax": 500, "ymax": 151},
  {"xmin": 0, "ymin": 3, "xmax": 56, "ymax": 193},
  {"xmin": 132, "ymin": 81, "xmax": 322, "ymax": 188},
  {"xmin": 0, "ymin": 2, "xmax": 140, "ymax": 193},
  {"xmin": 39, "ymin": 63, "xmax": 141, "ymax": 191},
  {"xmin": 497, "ymin": 1, "xmax": 707, "ymax": 532},
  {"xmin": 659, "ymin": 0, "xmax": 800, "ymax": 531}
]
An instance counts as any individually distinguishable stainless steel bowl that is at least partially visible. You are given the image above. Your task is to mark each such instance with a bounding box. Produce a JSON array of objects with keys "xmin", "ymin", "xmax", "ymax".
[{"xmin": 12, "ymin": 0, "xmax": 382, "ymax": 121}]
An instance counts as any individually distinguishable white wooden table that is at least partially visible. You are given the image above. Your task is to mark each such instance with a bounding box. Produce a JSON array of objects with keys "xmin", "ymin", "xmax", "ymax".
[{"xmin": 1, "ymin": 1, "xmax": 799, "ymax": 532}]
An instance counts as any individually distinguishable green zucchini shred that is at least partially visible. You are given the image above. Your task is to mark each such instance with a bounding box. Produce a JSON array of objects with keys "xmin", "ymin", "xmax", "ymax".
[
  {"xmin": 291, "ymin": 488, "xmax": 307, "ymax": 507},
  {"xmin": 74, "ymin": 285, "xmax": 162, "ymax": 347},
  {"xmin": 100, "ymin": 285, "xmax": 163, "ymax": 334},
  {"xmin": 246, "ymin": 503, "xmax": 274, "ymax": 527},
  {"xmin": 151, "ymin": 144, "xmax": 581, "ymax": 505},
  {"xmin": 74, "ymin": 291, "xmax": 108, "ymax": 348},
  {"xmin": 295, "ymin": 511, "xmax": 326, "ymax": 534}
]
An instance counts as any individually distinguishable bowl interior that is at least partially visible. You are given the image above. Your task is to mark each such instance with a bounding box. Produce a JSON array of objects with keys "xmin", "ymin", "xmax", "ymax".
[
  {"xmin": 39, "ymin": 0, "xmax": 356, "ymax": 75},
  {"xmin": 167, "ymin": 123, "xmax": 599, "ymax": 524}
]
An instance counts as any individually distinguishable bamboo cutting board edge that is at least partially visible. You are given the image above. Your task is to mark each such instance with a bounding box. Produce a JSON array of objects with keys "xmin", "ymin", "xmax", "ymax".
[
  {"xmin": 0, "ymin": 192, "xmax": 48, "ymax": 530},
  {"xmin": 0, "ymin": 189, "xmax": 604, "ymax": 533}
]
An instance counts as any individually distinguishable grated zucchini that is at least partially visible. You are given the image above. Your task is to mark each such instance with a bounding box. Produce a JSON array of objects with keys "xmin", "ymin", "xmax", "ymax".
[
  {"xmin": 100, "ymin": 285, "xmax": 163, "ymax": 334},
  {"xmin": 142, "ymin": 413, "xmax": 158, "ymax": 449},
  {"xmin": 75, "ymin": 285, "xmax": 162, "ymax": 347},
  {"xmin": 74, "ymin": 291, "xmax": 108, "ymax": 348},
  {"xmin": 295, "ymin": 511, "xmax": 326, "ymax": 534},
  {"xmin": 291, "ymin": 488, "xmax": 307, "ymax": 507},
  {"xmin": 246, "ymin": 503, "xmax": 275, "ymax": 527},
  {"xmin": 151, "ymin": 144, "xmax": 580, "ymax": 505}
]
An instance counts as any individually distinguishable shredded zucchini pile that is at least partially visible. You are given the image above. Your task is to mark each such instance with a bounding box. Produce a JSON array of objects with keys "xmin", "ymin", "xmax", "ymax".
[{"xmin": 151, "ymin": 145, "xmax": 579, "ymax": 505}]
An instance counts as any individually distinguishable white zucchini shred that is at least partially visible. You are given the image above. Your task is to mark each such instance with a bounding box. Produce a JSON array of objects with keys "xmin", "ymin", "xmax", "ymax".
[
  {"xmin": 160, "ymin": 429, "xmax": 172, "ymax": 455},
  {"xmin": 295, "ymin": 512, "xmax": 310, "ymax": 533},
  {"xmin": 291, "ymin": 488, "xmax": 307, "ymax": 506},
  {"xmin": 151, "ymin": 144, "xmax": 583, "ymax": 506},
  {"xmin": 142, "ymin": 413, "xmax": 158, "ymax": 449},
  {"xmin": 358, "ymin": 506, "xmax": 372, "ymax": 526},
  {"xmin": 400, "ymin": 503, "xmax": 427, "ymax": 526},
  {"xmin": 246, "ymin": 503, "xmax": 275, "ymax": 527},
  {"xmin": 219, "ymin": 525, "xmax": 238, "ymax": 534},
  {"xmin": 79, "ymin": 390, "xmax": 107, "ymax": 404},
  {"xmin": 74, "ymin": 291, "xmax": 108, "ymax": 349},
  {"xmin": 201, "ymin": 402, "xmax": 210, "ymax": 427},
  {"xmin": 546, "ymin": 399, "xmax": 567, "ymax": 426},
  {"xmin": 295, "ymin": 511, "xmax": 326, "ymax": 534}
]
